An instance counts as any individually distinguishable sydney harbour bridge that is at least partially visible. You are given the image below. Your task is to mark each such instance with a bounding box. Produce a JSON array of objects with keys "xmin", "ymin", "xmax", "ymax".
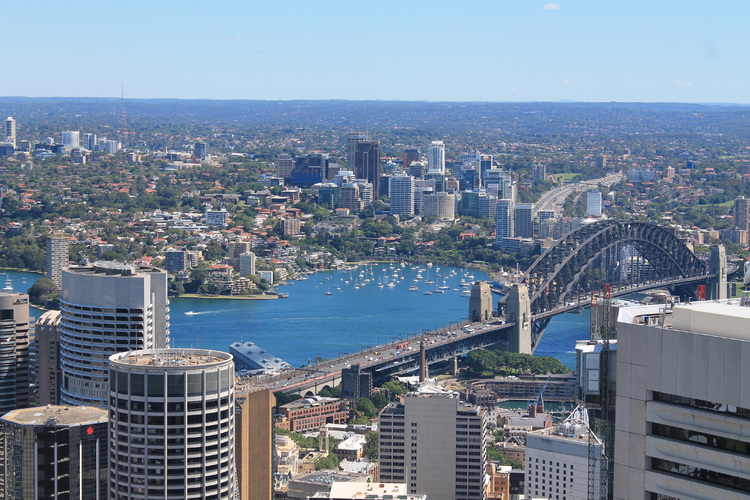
[{"xmin": 264, "ymin": 220, "xmax": 729, "ymax": 395}]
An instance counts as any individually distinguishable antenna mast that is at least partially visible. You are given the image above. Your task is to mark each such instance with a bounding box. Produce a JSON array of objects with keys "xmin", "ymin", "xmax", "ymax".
[{"xmin": 119, "ymin": 84, "xmax": 128, "ymax": 147}]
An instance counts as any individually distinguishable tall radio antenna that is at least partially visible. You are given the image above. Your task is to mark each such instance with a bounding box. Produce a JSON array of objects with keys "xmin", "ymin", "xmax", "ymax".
[{"xmin": 119, "ymin": 84, "xmax": 128, "ymax": 146}]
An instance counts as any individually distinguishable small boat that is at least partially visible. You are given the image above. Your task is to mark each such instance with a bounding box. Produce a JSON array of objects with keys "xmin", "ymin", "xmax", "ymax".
[
  {"xmin": 434, "ymin": 289, "xmax": 445, "ymax": 294},
  {"xmin": 185, "ymin": 311, "xmax": 198, "ymax": 316},
  {"xmin": 423, "ymin": 291, "xmax": 433, "ymax": 295},
  {"xmin": 461, "ymin": 290, "xmax": 472, "ymax": 297},
  {"xmin": 354, "ymin": 286, "xmax": 360, "ymax": 290},
  {"xmin": 409, "ymin": 285, "xmax": 419, "ymax": 292},
  {"xmin": 278, "ymin": 293, "xmax": 289, "ymax": 298},
  {"xmin": 325, "ymin": 291, "xmax": 332, "ymax": 296},
  {"xmin": 387, "ymin": 282, "xmax": 396, "ymax": 288}
]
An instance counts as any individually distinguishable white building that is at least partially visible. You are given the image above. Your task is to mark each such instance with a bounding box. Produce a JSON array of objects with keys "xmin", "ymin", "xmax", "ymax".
[
  {"xmin": 205, "ymin": 208, "xmax": 229, "ymax": 227},
  {"xmin": 496, "ymin": 199, "xmax": 515, "ymax": 245},
  {"xmin": 276, "ymin": 153, "xmax": 295, "ymax": 178},
  {"xmin": 586, "ymin": 189, "xmax": 602, "ymax": 216},
  {"xmin": 422, "ymin": 192, "xmax": 455, "ymax": 220},
  {"xmin": 4, "ymin": 117, "xmax": 16, "ymax": 147},
  {"xmin": 427, "ymin": 140, "xmax": 445, "ymax": 174},
  {"xmin": 614, "ymin": 298, "xmax": 750, "ymax": 500},
  {"xmin": 59, "ymin": 263, "xmax": 169, "ymax": 407},
  {"xmin": 239, "ymin": 251, "xmax": 256, "ymax": 277},
  {"xmin": 525, "ymin": 406, "xmax": 604, "ymax": 500},
  {"xmin": 378, "ymin": 381, "xmax": 488, "ymax": 500},
  {"xmin": 108, "ymin": 348, "xmax": 235, "ymax": 499},
  {"xmin": 46, "ymin": 232, "xmax": 69, "ymax": 290},
  {"xmin": 61, "ymin": 130, "xmax": 80, "ymax": 150},
  {"xmin": 389, "ymin": 175, "xmax": 415, "ymax": 217}
]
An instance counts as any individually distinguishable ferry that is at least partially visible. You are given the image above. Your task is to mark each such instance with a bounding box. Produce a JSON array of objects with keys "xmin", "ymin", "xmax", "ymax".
[
  {"xmin": 423, "ymin": 291, "xmax": 433, "ymax": 295},
  {"xmin": 185, "ymin": 311, "xmax": 198, "ymax": 316}
]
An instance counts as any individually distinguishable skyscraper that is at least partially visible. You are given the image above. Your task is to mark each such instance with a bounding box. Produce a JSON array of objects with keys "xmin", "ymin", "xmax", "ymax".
[
  {"xmin": 0, "ymin": 292, "xmax": 31, "ymax": 413},
  {"xmin": 403, "ymin": 148, "xmax": 420, "ymax": 174},
  {"xmin": 514, "ymin": 202, "xmax": 534, "ymax": 238},
  {"xmin": 586, "ymin": 189, "xmax": 602, "ymax": 216},
  {"xmin": 378, "ymin": 381, "xmax": 488, "ymax": 500},
  {"xmin": 235, "ymin": 386, "xmax": 275, "ymax": 500},
  {"xmin": 47, "ymin": 232, "xmax": 69, "ymax": 289},
  {"xmin": 423, "ymin": 192, "xmax": 456, "ymax": 220},
  {"xmin": 108, "ymin": 348, "xmax": 236, "ymax": 499},
  {"xmin": 3, "ymin": 117, "xmax": 15, "ymax": 147},
  {"xmin": 427, "ymin": 140, "xmax": 445, "ymax": 174},
  {"xmin": 354, "ymin": 140, "xmax": 381, "ymax": 200},
  {"xmin": 61, "ymin": 130, "xmax": 80, "ymax": 150},
  {"xmin": 194, "ymin": 141, "xmax": 208, "ymax": 159},
  {"xmin": 33, "ymin": 310, "xmax": 62, "ymax": 406},
  {"xmin": 59, "ymin": 263, "xmax": 169, "ymax": 407},
  {"xmin": 389, "ymin": 175, "xmax": 415, "ymax": 217},
  {"xmin": 0, "ymin": 405, "xmax": 108, "ymax": 499},
  {"xmin": 239, "ymin": 252, "xmax": 256, "ymax": 277},
  {"xmin": 346, "ymin": 131, "xmax": 369, "ymax": 170},
  {"xmin": 614, "ymin": 299, "xmax": 750, "ymax": 500},
  {"xmin": 276, "ymin": 153, "xmax": 295, "ymax": 179},
  {"xmin": 734, "ymin": 195, "xmax": 750, "ymax": 232},
  {"xmin": 496, "ymin": 199, "xmax": 515, "ymax": 244},
  {"xmin": 82, "ymin": 132, "xmax": 97, "ymax": 150},
  {"xmin": 479, "ymin": 154, "xmax": 493, "ymax": 185}
]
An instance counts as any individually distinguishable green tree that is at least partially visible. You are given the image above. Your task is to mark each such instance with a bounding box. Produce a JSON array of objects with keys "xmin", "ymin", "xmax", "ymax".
[
  {"xmin": 356, "ymin": 398, "xmax": 378, "ymax": 419},
  {"xmin": 366, "ymin": 432, "xmax": 379, "ymax": 459}
]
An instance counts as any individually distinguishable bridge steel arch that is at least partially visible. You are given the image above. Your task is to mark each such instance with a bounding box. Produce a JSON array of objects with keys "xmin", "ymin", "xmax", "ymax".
[{"xmin": 501, "ymin": 220, "xmax": 710, "ymax": 352}]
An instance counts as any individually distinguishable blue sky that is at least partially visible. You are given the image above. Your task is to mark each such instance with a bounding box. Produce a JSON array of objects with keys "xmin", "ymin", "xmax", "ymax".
[{"xmin": 5, "ymin": 1, "xmax": 749, "ymax": 102}]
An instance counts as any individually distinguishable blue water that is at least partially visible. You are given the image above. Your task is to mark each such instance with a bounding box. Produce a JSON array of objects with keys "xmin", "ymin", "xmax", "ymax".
[{"xmin": 6, "ymin": 266, "xmax": 589, "ymax": 370}]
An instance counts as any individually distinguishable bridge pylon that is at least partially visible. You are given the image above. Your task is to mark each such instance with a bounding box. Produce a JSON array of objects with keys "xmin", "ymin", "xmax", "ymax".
[
  {"xmin": 507, "ymin": 283, "xmax": 532, "ymax": 354},
  {"xmin": 708, "ymin": 245, "xmax": 728, "ymax": 300}
]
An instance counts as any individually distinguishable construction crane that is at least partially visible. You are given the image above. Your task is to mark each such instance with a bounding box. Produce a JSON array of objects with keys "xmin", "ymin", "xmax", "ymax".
[
  {"xmin": 527, "ymin": 374, "xmax": 552, "ymax": 414},
  {"xmin": 78, "ymin": 251, "xmax": 89, "ymax": 265}
]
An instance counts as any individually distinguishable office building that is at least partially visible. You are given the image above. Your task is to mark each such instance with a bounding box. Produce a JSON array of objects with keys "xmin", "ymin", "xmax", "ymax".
[
  {"xmin": 108, "ymin": 348, "xmax": 236, "ymax": 499},
  {"xmin": 61, "ymin": 130, "xmax": 80, "ymax": 150},
  {"xmin": 422, "ymin": 192, "xmax": 455, "ymax": 220},
  {"xmin": 587, "ymin": 189, "xmax": 603, "ymax": 216},
  {"xmin": 414, "ymin": 181, "xmax": 434, "ymax": 216},
  {"xmin": 403, "ymin": 148, "xmax": 420, "ymax": 173},
  {"xmin": 408, "ymin": 159, "xmax": 426, "ymax": 180},
  {"xmin": 235, "ymin": 386, "xmax": 275, "ymax": 500},
  {"xmin": 239, "ymin": 252, "xmax": 256, "ymax": 277},
  {"xmin": 378, "ymin": 381, "xmax": 488, "ymax": 500},
  {"xmin": 614, "ymin": 299, "xmax": 750, "ymax": 500},
  {"xmin": 46, "ymin": 232, "xmax": 69, "ymax": 289},
  {"xmin": 4, "ymin": 117, "xmax": 16, "ymax": 147},
  {"xmin": 290, "ymin": 153, "xmax": 329, "ymax": 187},
  {"xmin": 389, "ymin": 175, "xmax": 415, "ymax": 217},
  {"xmin": 427, "ymin": 140, "xmax": 445, "ymax": 174},
  {"xmin": 341, "ymin": 364, "xmax": 373, "ymax": 402},
  {"xmin": 734, "ymin": 196, "xmax": 750, "ymax": 232},
  {"xmin": 479, "ymin": 154, "xmax": 493, "ymax": 184},
  {"xmin": 496, "ymin": 199, "xmax": 515, "ymax": 245},
  {"xmin": 0, "ymin": 292, "xmax": 31, "ymax": 413},
  {"xmin": 346, "ymin": 132, "xmax": 369, "ymax": 170},
  {"xmin": 533, "ymin": 163, "xmax": 547, "ymax": 182},
  {"xmin": 318, "ymin": 184, "xmax": 339, "ymax": 208},
  {"xmin": 82, "ymin": 132, "xmax": 97, "ymax": 150},
  {"xmin": 0, "ymin": 405, "xmax": 108, "ymax": 499},
  {"xmin": 33, "ymin": 310, "xmax": 62, "ymax": 406},
  {"xmin": 501, "ymin": 175, "xmax": 517, "ymax": 204},
  {"xmin": 338, "ymin": 184, "xmax": 362, "ymax": 214},
  {"xmin": 164, "ymin": 249, "xmax": 189, "ymax": 273},
  {"xmin": 514, "ymin": 202, "xmax": 534, "ymax": 238},
  {"xmin": 525, "ymin": 406, "xmax": 604, "ymax": 500},
  {"xmin": 205, "ymin": 207, "xmax": 229, "ymax": 227},
  {"xmin": 320, "ymin": 482, "xmax": 426, "ymax": 499},
  {"xmin": 194, "ymin": 141, "xmax": 208, "ymax": 159},
  {"xmin": 354, "ymin": 140, "xmax": 381, "ymax": 200},
  {"xmin": 276, "ymin": 153, "xmax": 295, "ymax": 178},
  {"xmin": 59, "ymin": 263, "xmax": 169, "ymax": 407}
]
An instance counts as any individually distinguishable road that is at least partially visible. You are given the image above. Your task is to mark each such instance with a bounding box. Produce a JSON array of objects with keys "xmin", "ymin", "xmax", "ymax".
[{"xmin": 533, "ymin": 172, "xmax": 623, "ymax": 218}]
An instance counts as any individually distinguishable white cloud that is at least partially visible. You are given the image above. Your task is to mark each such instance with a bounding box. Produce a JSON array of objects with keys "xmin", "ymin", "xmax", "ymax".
[
  {"xmin": 542, "ymin": 3, "xmax": 562, "ymax": 10},
  {"xmin": 674, "ymin": 80, "xmax": 692, "ymax": 86},
  {"xmin": 562, "ymin": 80, "xmax": 571, "ymax": 85}
]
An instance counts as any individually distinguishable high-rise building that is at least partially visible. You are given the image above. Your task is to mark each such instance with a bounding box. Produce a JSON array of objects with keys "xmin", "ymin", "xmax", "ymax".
[
  {"xmin": 61, "ymin": 130, "xmax": 80, "ymax": 150},
  {"xmin": 389, "ymin": 175, "xmax": 415, "ymax": 217},
  {"xmin": 338, "ymin": 184, "xmax": 362, "ymax": 214},
  {"xmin": 289, "ymin": 153, "xmax": 329, "ymax": 187},
  {"xmin": 496, "ymin": 199, "xmax": 515, "ymax": 244},
  {"xmin": 479, "ymin": 154, "xmax": 493, "ymax": 185},
  {"xmin": 427, "ymin": 141, "xmax": 445, "ymax": 174},
  {"xmin": 276, "ymin": 153, "xmax": 295, "ymax": 179},
  {"xmin": 205, "ymin": 208, "xmax": 229, "ymax": 227},
  {"xmin": 239, "ymin": 252, "xmax": 256, "ymax": 277},
  {"xmin": 164, "ymin": 249, "xmax": 189, "ymax": 273},
  {"xmin": 734, "ymin": 195, "xmax": 750, "ymax": 232},
  {"xmin": 614, "ymin": 299, "xmax": 750, "ymax": 500},
  {"xmin": 46, "ymin": 232, "xmax": 69, "ymax": 290},
  {"xmin": 525, "ymin": 406, "xmax": 604, "ymax": 500},
  {"xmin": 423, "ymin": 192, "xmax": 455, "ymax": 220},
  {"xmin": 403, "ymin": 148, "xmax": 420, "ymax": 173},
  {"xmin": 4, "ymin": 117, "xmax": 16, "ymax": 147},
  {"xmin": 82, "ymin": 132, "xmax": 97, "ymax": 150},
  {"xmin": 59, "ymin": 263, "xmax": 169, "ymax": 407},
  {"xmin": 586, "ymin": 189, "xmax": 603, "ymax": 216},
  {"xmin": 108, "ymin": 348, "xmax": 236, "ymax": 499},
  {"xmin": 354, "ymin": 140, "xmax": 381, "ymax": 200},
  {"xmin": 414, "ymin": 182, "xmax": 434, "ymax": 216},
  {"xmin": 533, "ymin": 163, "xmax": 547, "ymax": 182},
  {"xmin": 33, "ymin": 310, "xmax": 62, "ymax": 406},
  {"xmin": 409, "ymin": 159, "xmax": 426, "ymax": 180},
  {"xmin": 194, "ymin": 141, "xmax": 208, "ymax": 159},
  {"xmin": 235, "ymin": 386, "xmax": 275, "ymax": 500},
  {"xmin": 501, "ymin": 175, "xmax": 517, "ymax": 204},
  {"xmin": 0, "ymin": 405, "xmax": 108, "ymax": 499},
  {"xmin": 514, "ymin": 203, "xmax": 534, "ymax": 238},
  {"xmin": 378, "ymin": 381, "xmax": 488, "ymax": 500},
  {"xmin": 346, "ymin": 131, "xmax": 369, "ymax": 170},
  {"xmin": 0, "ymin": 292, "xmax": 31, "ymax": 413}
]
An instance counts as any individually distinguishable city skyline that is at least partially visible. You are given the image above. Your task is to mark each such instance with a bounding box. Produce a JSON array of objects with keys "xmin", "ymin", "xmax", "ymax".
[{"xmin": 3, "ymin": 1, "xmax": 749, "ymax": 103}]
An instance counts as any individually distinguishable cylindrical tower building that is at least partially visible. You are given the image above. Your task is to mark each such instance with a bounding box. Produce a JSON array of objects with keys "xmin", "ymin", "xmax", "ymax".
[
  {"xmin": 108, "ymin": 349, "xmax": 235, "ymax": 500},
  {"xmin": 60, "ymin": 263, "xmax": 169, "ymax": 407}
]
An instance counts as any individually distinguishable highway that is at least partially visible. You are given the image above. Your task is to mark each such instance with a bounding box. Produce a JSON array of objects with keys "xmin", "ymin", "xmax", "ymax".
[{"xmin": 533, "ymin": 172, "xmax": 623, "ymax": 218}]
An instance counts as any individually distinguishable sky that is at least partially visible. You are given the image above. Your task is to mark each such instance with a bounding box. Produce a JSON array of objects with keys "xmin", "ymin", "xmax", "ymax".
[{"xmin": 4, "ymin": 1, "xmax": 750, "ymax": 103}]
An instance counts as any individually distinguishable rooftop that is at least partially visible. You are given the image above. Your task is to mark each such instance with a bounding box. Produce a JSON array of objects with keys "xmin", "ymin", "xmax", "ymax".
[
  {"xmin": 1, "ymin": 405, "xmax": 108, "ymax": 427},
  {"xmin": 110, "ymin": 348, "xmax": 232, "ymax": 367},
  {"xmin": 323, "ymin": 482, "xmax": 426, "ymax": 500}
]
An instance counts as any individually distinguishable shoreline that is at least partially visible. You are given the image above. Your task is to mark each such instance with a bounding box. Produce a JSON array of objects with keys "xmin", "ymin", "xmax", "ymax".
[{"xmin": 173, "ymin": 293, "xmax": 278, "ymax": 300}]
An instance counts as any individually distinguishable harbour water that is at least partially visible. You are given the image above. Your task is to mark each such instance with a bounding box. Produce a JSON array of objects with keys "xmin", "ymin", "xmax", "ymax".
[{"xmin": 6, "ymin": 266, "xmax": 589, "ymax": 370}]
